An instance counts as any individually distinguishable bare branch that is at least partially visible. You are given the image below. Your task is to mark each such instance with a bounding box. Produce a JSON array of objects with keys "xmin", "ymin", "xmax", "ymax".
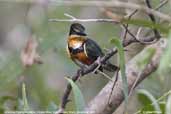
[
  {"xmin": 155, "ymin": 0, "xmax": 168, "ymax": 10},
  {"xmin": 49, "ymin": 18, "xmax": 119, "ymax": 24}
]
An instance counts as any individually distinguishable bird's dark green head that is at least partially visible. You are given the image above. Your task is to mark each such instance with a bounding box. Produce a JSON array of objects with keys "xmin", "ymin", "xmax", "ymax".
[{"xmin": 69, "ymin": 23, "xmax": 87, "ymax": 36}]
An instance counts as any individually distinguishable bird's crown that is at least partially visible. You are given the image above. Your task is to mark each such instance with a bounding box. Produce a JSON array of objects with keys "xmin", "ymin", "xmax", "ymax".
[{"xmin": 69, "ymin": 23, "xmax": 87, "ymax": 36}]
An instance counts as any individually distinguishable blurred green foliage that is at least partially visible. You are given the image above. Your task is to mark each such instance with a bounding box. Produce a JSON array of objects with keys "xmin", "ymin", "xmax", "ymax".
[
  {"xmin": 110, "ymin": 38, "xmax": 128, "ymax": 104},
  {"xmin": 66, "ymin": 78, "xmax": 85, "ymax": 112}
]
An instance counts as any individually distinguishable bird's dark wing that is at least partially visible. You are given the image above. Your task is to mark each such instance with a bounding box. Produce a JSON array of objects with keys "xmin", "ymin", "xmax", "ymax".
[{"xmin": 84, "ymin": 38, "xmax": 104, "ymax": 61}]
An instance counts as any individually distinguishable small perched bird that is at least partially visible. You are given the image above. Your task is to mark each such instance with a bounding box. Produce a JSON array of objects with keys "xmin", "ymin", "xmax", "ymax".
[{"xmin": 66, "ymin": 23, "xmax": 117, "ymax": 72}]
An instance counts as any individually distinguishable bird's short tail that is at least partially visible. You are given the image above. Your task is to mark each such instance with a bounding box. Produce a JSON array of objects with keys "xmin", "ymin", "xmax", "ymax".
[{"xmin": 103, "ymin": 61, "xmax": 118, "ymax": 72}]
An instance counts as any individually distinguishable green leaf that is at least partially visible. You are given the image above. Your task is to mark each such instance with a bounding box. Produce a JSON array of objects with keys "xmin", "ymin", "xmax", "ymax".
[
  {"xmin": 22, "ymin": 83, "xmax": 29, "ymax": 111},
  {"xmin": 138, "ymin": 89, "xmax": 161, "ymax": 113},
  {"xmin": 136, "ymin": 90, "xmax": 171, "ymax": 114},
  {"xmin": 158, "ymin": 31, "xmax": 171, "ymax": 77},
  {"xmin": 66, "ymin": 77, "xmax": 85, "ymax": 111},
  {"xmin": 110, "ymin": 38, "xmax": 128, "ymax": 103},
  {"xmin": 166, "ymin": 93, "xmax": 171, "ymax": 114}
]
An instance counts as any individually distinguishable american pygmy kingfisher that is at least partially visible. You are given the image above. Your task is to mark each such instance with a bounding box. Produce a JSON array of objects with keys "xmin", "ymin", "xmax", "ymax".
[{"xmin": 66, "ymin": 23, "xmax": 117, "ymax": 72}]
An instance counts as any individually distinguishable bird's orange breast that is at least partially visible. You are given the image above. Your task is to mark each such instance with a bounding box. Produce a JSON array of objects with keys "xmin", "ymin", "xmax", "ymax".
[
  {"xmin": 67, "ymin": 35, "xmax": 93, "ymax": 65},
  {"xmin": 73, "ymin": 52, "xmax": 93, "ymax": 65}
]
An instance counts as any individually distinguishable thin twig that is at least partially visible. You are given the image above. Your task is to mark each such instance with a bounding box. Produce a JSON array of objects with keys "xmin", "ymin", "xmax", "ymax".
[
  {"xmin": 64, "ymin": 13, "xmax": 77, "ymax": 20},
  {"xmin": 122, "ymin": 10, "xmax": 138, "ymax": 41},
  {"xmin": 49, "ymin": 18, "xmax": 119, "ymax": 24},
  {"xmin": 155, "ymin": 0, "xmax": 168, "ymax": 10},
  {"xmin": 97, "ymin": 70, "xmax": 114, "ymax": 82},
  {"xmin": 108, "ymin": 69, "xmax": 119, "ymax": 106},
  {"xmin": 145, "ymin": 0, "xmax": 161, "ymax": 39}
]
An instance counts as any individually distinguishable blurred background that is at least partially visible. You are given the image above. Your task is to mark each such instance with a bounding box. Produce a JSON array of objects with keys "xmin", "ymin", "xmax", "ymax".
[{"xmin": 0, "ymin": 0, "xmax": 170, "ymax": 114}]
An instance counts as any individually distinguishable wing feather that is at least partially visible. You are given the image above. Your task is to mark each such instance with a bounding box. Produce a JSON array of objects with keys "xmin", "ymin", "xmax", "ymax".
[{"xmin": 84, "ymin": 38, "xmax": 103, "ymax": 61}]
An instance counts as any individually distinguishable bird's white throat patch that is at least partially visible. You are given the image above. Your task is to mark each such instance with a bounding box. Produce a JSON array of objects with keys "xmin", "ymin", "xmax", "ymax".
[{"xmin": 72, "ymin": 42, "xmax": 83, "ymax": 49}]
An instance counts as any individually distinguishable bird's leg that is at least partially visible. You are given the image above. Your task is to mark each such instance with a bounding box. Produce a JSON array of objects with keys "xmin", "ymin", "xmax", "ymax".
[
  {"xmin": 77, "ymin": 68, "xmax": 84, "ymax": 83},
  {"xmin": 93, "ymin": 57, "xmax": 115, "ymax": 81},
  {"xmin": 93, "ymin": 57, "xmax": 102, "ymax": 74},
  {"xmin": 107, "ymin": 67, "xmax": 120, "ymax": 107},
  {"xmin": 98, "ymin": 70, "xmax": 114, "ymax": 82}
]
